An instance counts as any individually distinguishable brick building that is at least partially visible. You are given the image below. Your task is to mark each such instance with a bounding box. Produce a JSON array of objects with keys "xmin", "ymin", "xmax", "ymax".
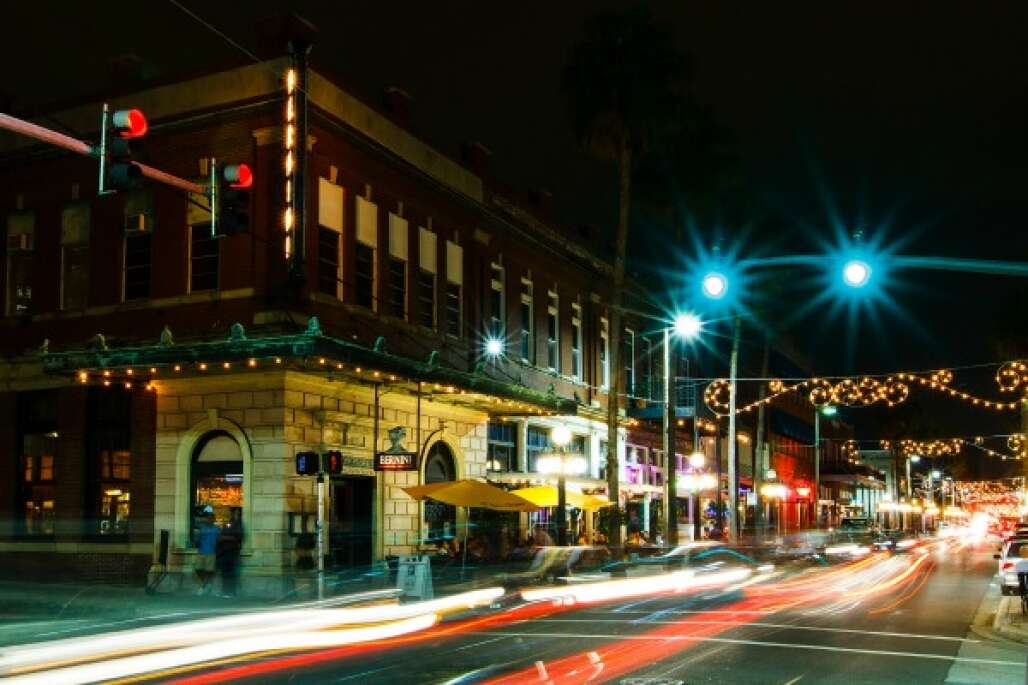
[{"xmin": 0, "ymin": 39, "xmax": 698, "ymax": 590}]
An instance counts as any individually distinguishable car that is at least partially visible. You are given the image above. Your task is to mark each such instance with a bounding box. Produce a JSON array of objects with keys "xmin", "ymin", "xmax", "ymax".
[{"xmin": 994, "ymin": 539, "xmax": 1028, "ymax": 595}]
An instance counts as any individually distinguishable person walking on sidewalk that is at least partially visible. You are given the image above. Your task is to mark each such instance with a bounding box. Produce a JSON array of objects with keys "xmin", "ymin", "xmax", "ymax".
[
  {"xmin": 195, "ymin": 506, "xmax": 220, "ymax": 595},
  {"xmin": 217, "ymin": 507, "xmax": 244, "ymax": 597}
]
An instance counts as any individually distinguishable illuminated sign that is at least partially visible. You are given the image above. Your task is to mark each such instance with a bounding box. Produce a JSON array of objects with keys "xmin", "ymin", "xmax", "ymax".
[{"xmin": 374, "ymin": 451, "xmax": 417, "ymax": 471}]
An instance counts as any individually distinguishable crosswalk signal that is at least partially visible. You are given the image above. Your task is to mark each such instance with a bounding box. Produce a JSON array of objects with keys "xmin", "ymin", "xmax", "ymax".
[
  {"xmin": 213, "ymin": 162, "xmax": 253, "ymax": 236},
  {"xmin": 324, "ymin": 450, "xmax": 343, "ymax": 475},
  {"xmin": 99, "ymin": 105, "xmax": 147, "ymax": 193},
  {"xmin": 295, "ymin": 451, "xmax": 320, "ymax": 476}
]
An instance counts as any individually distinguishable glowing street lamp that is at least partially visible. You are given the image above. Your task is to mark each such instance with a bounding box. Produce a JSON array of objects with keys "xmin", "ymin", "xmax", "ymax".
[
  {"xmin": 485, "ymin": 337, "xmax": 503, "ymax": 357},
  {"xmin": 537, "ymin": 425, "xmax": 584, "ymax": 546},
  {"xmin": 701, "ymin": 272, "xmax": 728, "ymax": 299},
  {"xmin": 664, "ymin": 312, "xmax": 703, "ymax": 546},
  {"xmin": 673, "ymin": 312, "xmax": 703, "ymax": 340},
  {"xmin": 842, "ymin": 259, "xmax": 872, "ymax": 288},
  {"xmin": 688, "ymin": 451, "xmax": 705, "ymax": 469}
]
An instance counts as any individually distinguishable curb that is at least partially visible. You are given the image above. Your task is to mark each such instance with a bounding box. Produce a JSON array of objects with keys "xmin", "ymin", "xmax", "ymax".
[{"xmin": 991, "ymin": 595, "xmax": 1028, "ymax": 644}]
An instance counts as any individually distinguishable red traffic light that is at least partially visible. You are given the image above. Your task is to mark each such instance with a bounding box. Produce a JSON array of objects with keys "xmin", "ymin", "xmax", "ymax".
[
  {"xmin": 223, "ymin": 163, "xmax": 253, "ymax": 189},
  {"xmin": 111, "ymin": 109, "xmax": 148, "ymax": 138}
]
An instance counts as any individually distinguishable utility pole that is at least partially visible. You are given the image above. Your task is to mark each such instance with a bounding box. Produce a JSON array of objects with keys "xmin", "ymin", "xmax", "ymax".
[
  {"xmin": 814, "ymin": 409, "xmax": 820, "ymax": 529},
  {"xmin": 663, "ymin": 328, "xmax": 678, "ymax": 545},
  {"xmin": 727, "ymin": 317, "xmax": 741, "ymax": 542}
]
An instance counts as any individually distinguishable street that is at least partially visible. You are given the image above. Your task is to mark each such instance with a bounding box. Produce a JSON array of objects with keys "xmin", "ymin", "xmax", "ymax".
[{"xmin": 131, "ymin": 542, "xmax": 1023, "ymax": 685}]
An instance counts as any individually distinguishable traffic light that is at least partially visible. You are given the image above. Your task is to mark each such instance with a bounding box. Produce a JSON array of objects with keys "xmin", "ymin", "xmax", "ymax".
[
  {"xmin": 324, "ymin": 450, "xmax": 343, "ymax": 475},
  {"xmin": 214, "ymin": 162, "xmax": 253, "ymax": 236},
  {"xmin": 295, "ymin": 451, "xmax": 320, "ymax": 476},
  {"xmin": 100, "ymin": 107, "xmax": 147, "ymax": 193}
]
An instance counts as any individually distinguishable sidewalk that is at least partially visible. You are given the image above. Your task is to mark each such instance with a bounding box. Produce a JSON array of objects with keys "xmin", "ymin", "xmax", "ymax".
[{"xmin": 969, "ymin": 579, "xmax": 1028, "ymax": 644}]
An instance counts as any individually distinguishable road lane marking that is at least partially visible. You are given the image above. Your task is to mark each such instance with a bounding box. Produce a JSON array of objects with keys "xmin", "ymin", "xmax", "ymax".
[
  {"xmin": 454, "ymin": 636, "xmax": 510, "ymax": 652},
  {"xmin": 469, "ymin": 631, "xmax": 1023, "ymax": 668},
  {"xmin": 527, "ymin": 618, "xmax": 978, "ymax": 642}
]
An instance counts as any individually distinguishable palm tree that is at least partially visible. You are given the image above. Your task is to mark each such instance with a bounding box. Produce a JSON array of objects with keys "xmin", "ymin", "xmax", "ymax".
[{"xmin": 563, "ymin": 7, "xmax": 686, "ymax": 548}]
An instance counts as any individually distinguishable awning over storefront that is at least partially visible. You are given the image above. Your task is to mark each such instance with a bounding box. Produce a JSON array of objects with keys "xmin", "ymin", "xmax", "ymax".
[{"xmin": 39, "ymin": 317, "xmax": 580, "ymax": 416}]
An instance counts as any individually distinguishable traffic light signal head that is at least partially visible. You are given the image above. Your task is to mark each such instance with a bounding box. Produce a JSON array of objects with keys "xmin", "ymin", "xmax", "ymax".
[
  {"xmin": 324, "ymin": 450, "xmax": 343, "ymax": 475},
  {"xmin": 101, "ymin": 107, "xmax": 147, "ymax": 192},
  {"xmin": 216, "ymin": 163, "xmax": 252, "ymax": 235},
  {"xmin": 295, "ymin": 451, "xmax": 320, "ymax": 476}
]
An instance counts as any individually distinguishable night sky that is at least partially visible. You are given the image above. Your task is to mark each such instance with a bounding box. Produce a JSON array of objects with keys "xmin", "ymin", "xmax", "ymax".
[{"xmin": 4, "ymin": 2, "xmax": 1026, "ymax": 454}]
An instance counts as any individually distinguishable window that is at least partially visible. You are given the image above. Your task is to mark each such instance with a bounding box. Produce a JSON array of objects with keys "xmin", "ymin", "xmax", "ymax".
[
  {"xmin": 520, "ymin": 278, "xmax": 534, "ymax": 362},
  {"xmin": 600, "ymin": 318, "xmax": 610, "ymax": 389},
  {"xmin": 60, "ymin": 204, "xmax": 89, "ymax": 311},
  {"xmin": 191, "ymin": 432, "xmax": 244, "ymax": 545},
  {"xmin": 317, "ymin": 178, "xmax": 344, "ymax": 298},
  {"xmin": 417, "ymin": 227, "xmax": 437, "ymax": 328},
  {"xmin": 624, "ymin": 329, "xmax": 636, "ymax": 396},
  {"xmin": 189, "ymin": 224, "xmax": 219, "ymax": 292},
  {"xmin": 355, "ymin": 243, "xmax": 375, "ymax": 308},
  {"xmin": 18, "ymin": 392, "xmax": 57, "ymax": 537},
  {"xmin": 386, "ymin": 257, "xmax": 406, "ymax": 317},
  {"xmin": 386, "ymin": 213, "xmax": 408, "ymax": 319},
  {"xmin": 317, "ymin": 227, "xmax": 340, "ymax": 297},
  {"xmin": 124, "ymin": 233, "xmax": 152, "ymax": 300},
  {"xmin": 355, "ymin": 196, "xmax": 378, "ymax": 310},
  {"xmin": 571, "ymin": 303, "xmax": 583, "ymax": 380},
  {"xmin": 547, "ymin": 291, "xmax": 559, "ymax": 372},
  {"xmin": 445, "ymin": 240, "xmax": 463, "ymax": 337},
  {"xmin": 6, "ymin": 210, "xmax": 34, "ymax": 315},
  {"xmin": 417, "ymin": 270, "xmax": 435, "ymax": 328},
  {"xmin": 598, "ymin": 439, "xmax": 609, "ymax": 480},
  {"xmin": 526, "ymin": 426, "xmax": 552, "ymax": 472},
  {"xmin": 490, "ymin": 263, "xmax": 505, "ymax": 342},
  {"xmin": 90, "ymin": 389, "xmax": 132, "ymax": 536},
  {"xmin": 123, "ymin": 189, "xmax": 153, "ymax": 301},
  {"xmin": 487, "ymin": 421, "xmax": 518, "ymax": 472}
]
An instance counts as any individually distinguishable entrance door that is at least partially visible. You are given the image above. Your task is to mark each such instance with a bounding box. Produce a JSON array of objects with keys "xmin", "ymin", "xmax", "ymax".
[{"xmin": 329, "ymin": 477, "xmax": 374, "ymax": 568}]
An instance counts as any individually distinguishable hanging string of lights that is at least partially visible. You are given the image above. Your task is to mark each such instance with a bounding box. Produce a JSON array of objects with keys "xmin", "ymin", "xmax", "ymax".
[{"xmin": 826, "ymin": 434, "xmax": 1026, "ymax": 461}]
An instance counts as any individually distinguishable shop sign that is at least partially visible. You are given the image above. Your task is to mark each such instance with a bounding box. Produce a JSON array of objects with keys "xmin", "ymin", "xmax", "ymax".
[{"xmin": 374, "ymin": 425, "xmax": 418, "ymax": 471}]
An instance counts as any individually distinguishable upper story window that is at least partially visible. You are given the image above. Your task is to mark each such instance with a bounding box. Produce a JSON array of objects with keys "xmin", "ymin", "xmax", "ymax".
[
  {"xmin": 355, "ymin": 196, "xmax": 378, "ymax": 310},
  {"xmin": 526, "ymin": 425, "xmax": 552, "ymax": 472},
  {"xmin": 386, "ymin": 213, "xmax": 409, "ymax": 319},
  {"xmin": 445, "ymin": 240, "xmax": 463, "ymax": 338},
  {"xmin": 490, "ymin": 262, "xmax": 505, "ymax": 344},
  {"xmin": 571, "ymin": 303, "xmax": 584, "ymax": 380},
  {"xmin": 317, "ymin": 178, "xmax": 344, "ymax": 298},
  {"xmin": 60, "ymin": 204, "xmax": 90, "ymax": 311},
  {"xmin": 417, "ymin": 227, "xmax": 437, "ymax": 329},
  {"xmin": 189, "ymin": 224, "xmax": 219, "ymax": 292},
  {"xmin": 520, "ymin": 278, "xmax": 534, "ymax": 363},
  {"xmin": 546, "ymin": 290, "xmax": 560, "ymax": 372},
  {"xmin": 625, "ymin": 329, "xmax": 636, "ymax": 396},
  {"xmin": 600, "ymin": 318, "xmax": 610, "ymax": 390},
  {"xmin": 6, "ymin": 210, "xmax": 34, "ymax": 315},
  {"xmin": 123, "ymin": 189, "xmax": 154, "ymax": 301},
  {"xmin": 487, "ymin": 421, "xmax": 517, "ymax": 472}
]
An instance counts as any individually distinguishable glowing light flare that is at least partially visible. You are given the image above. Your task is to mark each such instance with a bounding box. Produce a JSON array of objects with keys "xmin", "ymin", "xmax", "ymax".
[
  {"xmin": 521, "ymin": 568, "xmax": 751, "ymax": 605},
  {"xmin": 484, "ymin": 338, "xmax": 503, "ymax": 357},
  {"xmin": 673, "ymin": 312, "xmax": 702, "ymax": 339},
  {"xmin": 842, "ymin": 259, "xmax": 872, "ymax": 287},
  {"xmin": 701, "ymin": 271, "xmax": 728, "ymax": 299}
]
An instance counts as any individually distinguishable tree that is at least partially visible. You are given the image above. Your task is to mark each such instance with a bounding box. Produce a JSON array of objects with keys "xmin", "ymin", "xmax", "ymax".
[{"xmin": 563, "ymin": 7, "xmax": 686, "ymax": 549}]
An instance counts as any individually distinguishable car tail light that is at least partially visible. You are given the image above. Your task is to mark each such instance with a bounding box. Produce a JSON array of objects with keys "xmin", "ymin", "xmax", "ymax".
[{"xmin": 1002, "ymin": 562, "xmax": 1015, "ymax": 571}]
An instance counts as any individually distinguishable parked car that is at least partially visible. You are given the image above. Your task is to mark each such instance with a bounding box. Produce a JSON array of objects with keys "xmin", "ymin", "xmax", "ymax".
[{"xmin": 995, "ymin": 538, "xmax": 1028, "ymax": 595}]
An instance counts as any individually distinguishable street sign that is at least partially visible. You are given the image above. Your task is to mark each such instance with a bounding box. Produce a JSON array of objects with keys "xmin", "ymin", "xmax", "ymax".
[{"xmin": 374, "ymin": 451, "xmax": 417, "ymax": 471}]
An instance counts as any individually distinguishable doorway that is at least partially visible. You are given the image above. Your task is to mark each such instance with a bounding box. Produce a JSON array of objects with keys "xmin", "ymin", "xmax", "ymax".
[{"xmin": 329, "ymin": 476, "xmax": 374, "ymax": 568}]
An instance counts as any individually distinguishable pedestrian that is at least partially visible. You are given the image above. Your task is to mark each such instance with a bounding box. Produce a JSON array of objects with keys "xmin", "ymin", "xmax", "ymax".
[
  {"xmin": 195, "ymin": 506, "xmax": 220, "ymax": 596},
  {"xmin": 217, "ymin": 507, "xmax": 244, "ymax": 597}
]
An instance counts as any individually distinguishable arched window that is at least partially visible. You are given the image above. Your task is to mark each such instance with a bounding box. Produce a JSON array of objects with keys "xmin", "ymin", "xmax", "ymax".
[
  {"xmin": 190, "ymin": 431, "xmax": 243, "ymax": 544},
  {"xmin": 423, "ymin": 442, "xmax": 456, "ymax": 541}
]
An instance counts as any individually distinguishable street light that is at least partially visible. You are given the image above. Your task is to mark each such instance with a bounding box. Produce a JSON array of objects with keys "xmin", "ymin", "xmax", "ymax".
[
  {"xmin": 701, "ymin": 272, "xmax": 728, "ymax": 299},
  {"xmin": 842, "ymin": 259, "xmax": 872, "ymax": 288},
  {"xmin": 688, "ymin": 451, "xmax": 705, "ymax": 469},
  {"xmin": 663, "ymin": 313, "xmax": 703, "ymax": 547},
  {"xmin": 485, "ymin": 337, "xmax": 503, "ymax": 357},
  {"xmin": 813, "ymin": 404, "xmax": 836, "ymax": 529},
  {"xmin": 536, "ymin": 425, "xmax": 584, "ymax": 546}
]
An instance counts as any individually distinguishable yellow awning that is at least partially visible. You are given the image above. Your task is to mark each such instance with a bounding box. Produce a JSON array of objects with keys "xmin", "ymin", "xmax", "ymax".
[
  {"xmin": 402, "ymin": 479, "xmax": 540, "ymax": 512},
  {"xmin": 511, "ymin": 485, "xmax": 612, "ymax": 510}
]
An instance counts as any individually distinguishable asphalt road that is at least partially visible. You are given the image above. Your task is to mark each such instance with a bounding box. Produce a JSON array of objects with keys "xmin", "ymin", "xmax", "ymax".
[{"xmin": 161, "ymin": 541, "xmax": 1023, "ymax": 685}]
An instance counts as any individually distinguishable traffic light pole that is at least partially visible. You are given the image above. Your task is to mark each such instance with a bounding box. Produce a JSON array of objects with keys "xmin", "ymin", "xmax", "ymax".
[{"xmin": 0, "ymin": 112, "xmax": 205, "ymax": 195}]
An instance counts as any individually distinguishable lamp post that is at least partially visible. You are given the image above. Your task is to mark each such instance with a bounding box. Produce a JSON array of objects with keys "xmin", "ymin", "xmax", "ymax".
[
  {"xmin": 813, "ymin": 404, "xmax": 836, "ymax": 528},
  {"xmin": 537, "ymin": 425, "xmax": 584, "ymax": 546},
  {"xmin": 688, "ymin": 451, "xmax": 706, "ymax": 540},
  {"xmin": 663, "ymin": 313, "xmax": 702, "ymax": 547},
  {"xmin": 761, "ymin": 472, "xmax": 787, "ymax": 538}
]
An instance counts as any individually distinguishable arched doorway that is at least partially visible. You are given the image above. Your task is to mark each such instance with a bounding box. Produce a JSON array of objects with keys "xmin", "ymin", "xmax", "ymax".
[
  {"xmin": 190, "ymin": 431, "xmax": 243, "ymax": 545},
  {"xmin": 423, "ymin": 441, "xmax": 456, "ymax": 540}
]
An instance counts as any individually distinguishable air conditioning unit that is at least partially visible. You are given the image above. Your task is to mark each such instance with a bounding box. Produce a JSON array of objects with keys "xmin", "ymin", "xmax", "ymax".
[{"xmin": 125, "ymin": 213, "xmax": 148, "ymax": 234}]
